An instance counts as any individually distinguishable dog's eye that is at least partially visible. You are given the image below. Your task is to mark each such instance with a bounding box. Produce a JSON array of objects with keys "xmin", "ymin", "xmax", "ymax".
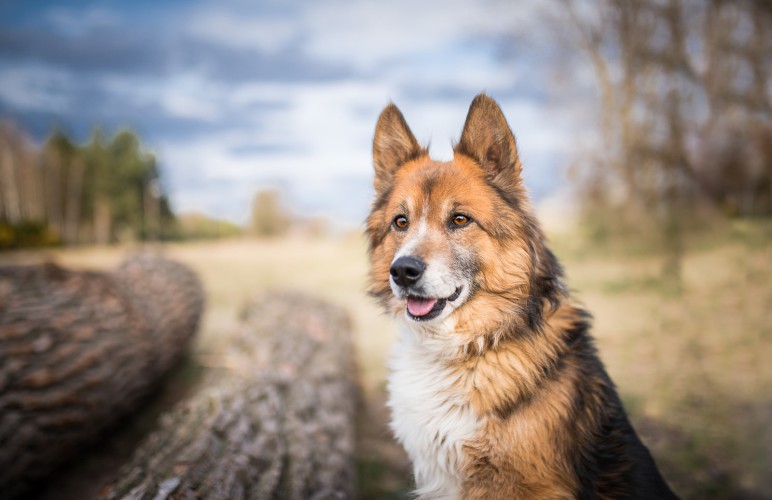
[
  {"xmin": 393, "ymin": 215, "xmax": 409, "ymax": 230},
  {"xmin": 450, "ymin": 214, "xmax": 471, "ymax": 228}
]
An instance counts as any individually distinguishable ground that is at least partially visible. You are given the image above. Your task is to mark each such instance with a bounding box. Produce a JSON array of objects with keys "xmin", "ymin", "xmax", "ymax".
[{"xmin": 1, "ymin": 220, "xmax": 769, "ymax": 499}]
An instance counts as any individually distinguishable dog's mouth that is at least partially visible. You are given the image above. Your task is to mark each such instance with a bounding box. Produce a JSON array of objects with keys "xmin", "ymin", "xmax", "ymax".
[{"xmin": 406, "ymin": 286, "xmax": 463, "ymax": 322}]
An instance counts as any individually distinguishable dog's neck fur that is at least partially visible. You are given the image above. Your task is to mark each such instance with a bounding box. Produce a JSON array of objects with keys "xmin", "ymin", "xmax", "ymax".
[{"xmin": 396, "ymin": 269, "xmax": 583, "ymax": 415}]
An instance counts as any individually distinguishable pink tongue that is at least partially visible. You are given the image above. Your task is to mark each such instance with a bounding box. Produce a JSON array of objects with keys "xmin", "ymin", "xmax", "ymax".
[{"xmin": 407, "ymin": 297, "xmax": 438, "ymax": 317}]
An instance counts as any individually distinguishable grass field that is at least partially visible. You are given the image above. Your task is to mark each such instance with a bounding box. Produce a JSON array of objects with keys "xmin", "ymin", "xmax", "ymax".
[{"xmin": 2, "ymin": 220, "xmax": 769, "ymax": 499}]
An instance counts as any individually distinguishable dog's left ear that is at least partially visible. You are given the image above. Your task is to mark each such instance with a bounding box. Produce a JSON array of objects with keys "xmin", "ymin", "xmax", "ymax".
[{"xmin": 455, "ymin": 93, "xmax": 521, "ymax": 185}]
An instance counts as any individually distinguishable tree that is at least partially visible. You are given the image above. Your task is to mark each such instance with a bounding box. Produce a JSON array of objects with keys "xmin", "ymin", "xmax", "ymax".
[
  {"xmin": 249, "ymin": 189, "xmax": 289, "ymax": 238},
  {"xmin": 562, "ymin": 0, "xmax": 770, "ymax": 215},
  {"xmin": 0, "ymin": 123, "xmax": 176, "ymax": 248},
  {"xmin": 0, "ymin": 121, "xmax": 43, "ymax": 225},
  {"xmin": 559, "ymin": 0, "xmax": 771, "ymax": 281}
]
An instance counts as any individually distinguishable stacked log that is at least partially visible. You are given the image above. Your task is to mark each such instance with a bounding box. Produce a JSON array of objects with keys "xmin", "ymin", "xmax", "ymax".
[
  {"xmin": 102, "ymin": 292, "xmax": 358, "ymax": 500},
  {"xmin": 0, "ymin": 255, "xmax": 204, "ymax": 499}
]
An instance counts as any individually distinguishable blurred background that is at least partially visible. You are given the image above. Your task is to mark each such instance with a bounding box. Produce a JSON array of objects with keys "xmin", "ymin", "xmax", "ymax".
[{"xmin": 0, "ymin": 0, "xmax": 769, "ymax": 498}]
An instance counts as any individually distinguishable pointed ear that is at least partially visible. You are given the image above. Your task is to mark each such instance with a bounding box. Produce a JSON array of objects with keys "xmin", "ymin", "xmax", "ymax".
[
  {"xmin": 373, "ymin": 103, "xmax": 424, "ymax": 196},
  {"xmin": 454, "ymin": 94, "xmax": 521, "ymax": 185}
]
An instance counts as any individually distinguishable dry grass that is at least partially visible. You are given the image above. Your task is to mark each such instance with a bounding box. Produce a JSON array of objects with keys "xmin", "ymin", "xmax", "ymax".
[{"xmin": 2, "ymin": 221, "xmax": 769, "ymax": 498}]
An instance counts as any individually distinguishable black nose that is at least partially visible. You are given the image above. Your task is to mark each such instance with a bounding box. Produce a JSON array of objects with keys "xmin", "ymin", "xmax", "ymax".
[{"xmin": 390, "ymin": 256, "xmax": 425, "ymax": 287}]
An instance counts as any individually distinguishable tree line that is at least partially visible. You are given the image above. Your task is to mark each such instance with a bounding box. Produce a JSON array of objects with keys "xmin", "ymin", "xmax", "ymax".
[{"xmin": 0, "ymin": 121, "xmax": 175, "ymax": 249}]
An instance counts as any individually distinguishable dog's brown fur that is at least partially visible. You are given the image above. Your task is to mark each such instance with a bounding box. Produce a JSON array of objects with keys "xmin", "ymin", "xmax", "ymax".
[{"xmin": 366, "ymin": 94, "xmax": 677, "ymax": 499}]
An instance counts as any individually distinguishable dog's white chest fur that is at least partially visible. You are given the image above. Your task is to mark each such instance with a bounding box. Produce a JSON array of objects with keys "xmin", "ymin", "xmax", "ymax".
[{"xmin": 388, "ymin": 324, "xmax": 481, "ymax": 499}]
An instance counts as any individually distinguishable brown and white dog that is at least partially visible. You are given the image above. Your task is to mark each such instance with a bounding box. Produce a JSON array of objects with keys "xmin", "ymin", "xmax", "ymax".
[{"xmin": 366, "ymin": 94, "xmax": 677, "ymax": 499}]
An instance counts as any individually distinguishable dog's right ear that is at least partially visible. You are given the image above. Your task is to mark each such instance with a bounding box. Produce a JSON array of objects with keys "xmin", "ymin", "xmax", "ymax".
[{"xmin": 372, "ymin": 103, "xmax": 424, "ymax": 196}]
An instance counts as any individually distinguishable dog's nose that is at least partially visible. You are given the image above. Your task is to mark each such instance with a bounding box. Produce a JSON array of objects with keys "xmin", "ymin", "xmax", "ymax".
[{"xmin": 390, "ymin": 256, "xmax": 425, "ymax": 287}]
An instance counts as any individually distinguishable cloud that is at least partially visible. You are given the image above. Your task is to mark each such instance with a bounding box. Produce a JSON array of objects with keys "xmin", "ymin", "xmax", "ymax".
[
  {"xmin": 0, "ymin": 63, "xmax": 72, "ymax": 112},
  {"xmin": 101, "ymin": 73, "xmax": 226, "ymax": 122},
  {"xmin": 0, "ymin": 25, "xmax": 171, "ymax": 77},
  {"xmin": 44, "ymin": 6, "xmax": 120, "ymax": 36},
  {"xmin": 300, "ymin": 0, "xmax": 523, "ymax": 69},
  {"xmin": 186, "ymin": 9, "xmax": 298, "ymax": 54}
]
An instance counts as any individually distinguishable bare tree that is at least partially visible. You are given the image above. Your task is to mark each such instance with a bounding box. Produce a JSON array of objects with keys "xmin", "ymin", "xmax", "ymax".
[
  {"xmin": 0, "ymin": 122, "xmax": 40, "ymax": 224},
  {"xmin": 560, "ymin": 0, "xmax": 770, "ymax": 280},
  {"xmin": 698, "ymin": 0, "xmax": 772, "ymax": 215}
]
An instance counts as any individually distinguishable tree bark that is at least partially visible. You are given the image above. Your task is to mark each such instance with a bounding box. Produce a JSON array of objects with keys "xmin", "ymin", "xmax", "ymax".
[
  {"xmin": 64, "ymin": 157, "xmax": 84, "ymax": 246},
  {"xmin": 0, "ymin": 255, "xmax": 204, "ymax": 499},
  {"xmin": 101, "ymin": 292, "xmax": 358, "ymax": 500},
  {"xmin": 0, "ymin": 136, "xmax": 21, "ymax": 223},
  {"xmin": 94, "ymin": 195, "xmax": 111, "ymax": 245}
]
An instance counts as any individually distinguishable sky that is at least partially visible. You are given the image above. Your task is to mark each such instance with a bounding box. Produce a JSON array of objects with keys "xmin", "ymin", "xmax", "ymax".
[{"xmin": 0, "ymin": 0, "xmax": 597, "ymax": 228}]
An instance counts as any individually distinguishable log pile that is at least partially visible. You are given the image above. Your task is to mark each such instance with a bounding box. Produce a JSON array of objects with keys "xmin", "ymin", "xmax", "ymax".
[
  {"xmin": 102, "ymin": 292, "xmax": 358, "ymax": 500},
  {"xmin": 0, "ymin": 255, "xmax": 204, "ymax": 499}
]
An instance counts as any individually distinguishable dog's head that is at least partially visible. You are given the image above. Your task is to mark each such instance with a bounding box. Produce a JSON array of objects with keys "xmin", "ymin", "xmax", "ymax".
[{"xmin": 367, "ymin": 94, "xmax": 561, "ymax": 340}]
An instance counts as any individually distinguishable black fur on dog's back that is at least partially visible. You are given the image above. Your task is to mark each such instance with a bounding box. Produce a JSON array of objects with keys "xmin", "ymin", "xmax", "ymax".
[{"xmin": 565, "ymin": 324, "xmax": 677, "ymax": 499}]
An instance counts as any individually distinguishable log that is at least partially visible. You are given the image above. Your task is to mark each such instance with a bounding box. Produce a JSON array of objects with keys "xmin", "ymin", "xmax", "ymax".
[
  {"xmin": 0, "ymin": 255, "xmax": 204, "ymax": 499},
  {"xmin": 102, "ymin": 292, "xmax": 358, "ymax": 500}
]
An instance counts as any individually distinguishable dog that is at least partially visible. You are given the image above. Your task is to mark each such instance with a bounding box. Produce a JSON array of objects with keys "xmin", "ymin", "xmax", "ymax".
[{"xmin": 366, "ymin": 94, "xmax": 677, "ymax": 499}]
